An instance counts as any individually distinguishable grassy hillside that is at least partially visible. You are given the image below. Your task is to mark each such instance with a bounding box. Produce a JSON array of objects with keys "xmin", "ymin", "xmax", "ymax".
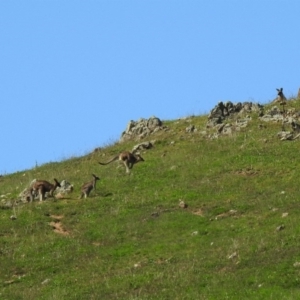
[{"xmin": 2, "ymin": 100, "xmax": 300, "ymax": 299}]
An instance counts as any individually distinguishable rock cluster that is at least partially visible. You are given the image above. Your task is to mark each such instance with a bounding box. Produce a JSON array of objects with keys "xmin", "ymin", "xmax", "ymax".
[
  {"xmin": 119, "ymin": 116, "xmax": 165, "ymax": 142},
  {"xmin": 205, "ymin": 101, "xmax": 300, "ymax": 141},
  {"xmin": 204, "ymin": 101, "xmax": 263, "ymax": 138},
  {"xmin": 55, "ymin": 180, "xmax": 74, "ymax": 198},
  {"xmin": 132, "ymin": 141, "xmax": 154, "ymax": 153},
  {"xmin": 207, "ymin": 101, "xmax": 263, "ymax": 128},
  {"xmin": 259, "ymin": 106, "xmax": 300, "ymax": 140},
  {"xmin": 18, "ymin": 179, "xmax": 37, "ymax": 203}
]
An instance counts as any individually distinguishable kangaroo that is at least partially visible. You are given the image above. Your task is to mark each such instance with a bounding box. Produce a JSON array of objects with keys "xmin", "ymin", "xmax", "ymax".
[
  {"xmin": 80, "ymin": 174, "xmax": 100, "ymax": 199},
  {"xmin": 98, "ymin": 151, "xmax": 144, "ymax": 173},
  {"xmin": 276, "ymin": 88, "xmax": 287, "ymax": 113},
  {"xmin": 30, "ymin": 178, "xmax": 61, "ymax": 202},
  {"xmin": 276, "ymin": 88, "xmax": 287, "ymax": 103}
]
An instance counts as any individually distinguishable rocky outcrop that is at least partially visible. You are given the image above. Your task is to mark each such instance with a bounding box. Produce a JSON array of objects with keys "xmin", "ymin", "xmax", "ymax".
[
  {"xmin": 18, "ymin": 179, "xmax": 37, "ymax": 203},
  {"xmin": 258, "ymin": 105, "xmax": 300, "ymax": 141},
  {"xmin": 204, "ymin": 101, "xmax": 263, "ymax": 138},
  {"xmin": 119, "ymin": 116, "xmax": 165, "ymax": 142},
  {"xmin": 132, "ymin": 141, "xmax": 154, "ymax": 153},
  {"xmin": 259, "ymin": 106, "xmax": 285, "ymax": 123},
  {"xmin": 207, "ymin": 101, "xmax": 300, "ymax": 141},
  {"xmin": 207, "ymin": 101, "xmax": 263, "ymax": 128},
  {"xmin": 259, "ymin": 106, "xmax": 300, "ymax": 123},
  {"xmin": 55, "ymin": 180, "xmax": 74, "ymax": 198}
]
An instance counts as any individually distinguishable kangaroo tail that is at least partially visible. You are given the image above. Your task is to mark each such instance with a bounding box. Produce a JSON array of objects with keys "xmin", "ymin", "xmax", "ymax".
[{"xmin": 98, "ymin": 155, "xmax": 119, "ymax": 165}]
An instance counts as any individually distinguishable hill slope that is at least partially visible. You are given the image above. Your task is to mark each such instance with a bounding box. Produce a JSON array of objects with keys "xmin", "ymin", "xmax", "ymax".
[{"xmin": 2, "ymin": 100, "xmax": 300, "ymax": 299}]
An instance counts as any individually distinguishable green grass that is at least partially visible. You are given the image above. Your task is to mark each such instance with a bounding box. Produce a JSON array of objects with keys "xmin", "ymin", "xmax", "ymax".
[{"xmin": 2, "ymin": 101, "xmax": 300, "ymax": 299}]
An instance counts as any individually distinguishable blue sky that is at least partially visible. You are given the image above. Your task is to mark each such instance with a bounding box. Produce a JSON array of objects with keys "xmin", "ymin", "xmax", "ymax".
[{"xmin": 1, "ymin": 0, "xmax": 300, "ymax": 174}]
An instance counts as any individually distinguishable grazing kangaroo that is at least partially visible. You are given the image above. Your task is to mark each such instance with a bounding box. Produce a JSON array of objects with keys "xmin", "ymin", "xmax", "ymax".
[
  {"xmin": 30, "ymin": 178, "xmax": 61, "ymax": 202},
  {"xmin": 80, "ymin": 174, "xmax": 100, "ymax": 199},
  {"xmin": 98, "ymin": 151, "xmax": 144, "ymax": 173}
]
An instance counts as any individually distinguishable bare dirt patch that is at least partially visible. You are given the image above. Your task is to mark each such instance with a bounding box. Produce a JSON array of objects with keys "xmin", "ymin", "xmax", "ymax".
[
  {"xmin": 234, "ymin": 167, "xmax": 259, "ymax": 176},
  {"xmin": 48, "ymin": 215, "xmax": 70, "ymax": 236},
  {"xmin": 192, "ymin": 208, "xmax": 204, "ymax": 216},
  {"xmin": 215, "ymin": 209, "xmax": 238, "ymax": 220},
  {"xmin": 50, "ymin": 214, "xmax": 64, "ymax": 220}
]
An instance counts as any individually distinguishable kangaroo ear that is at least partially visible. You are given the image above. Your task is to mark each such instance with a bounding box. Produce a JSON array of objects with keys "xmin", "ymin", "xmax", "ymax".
[{"xmin": 276, "ymin": 88, "xmax": 280, "ymax": 92}]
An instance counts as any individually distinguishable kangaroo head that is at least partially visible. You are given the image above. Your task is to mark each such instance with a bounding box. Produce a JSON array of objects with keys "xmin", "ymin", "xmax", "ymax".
[
  {"xmin": 276, "ymin": 88, "xmax": 285, "ymax": 98},
  {"xmin": 92, "ymin": 174, "xmax": 100, "ymax": 181},
  {"xmin": 54, "ymin": 179, "xmax": 61, "ymax": 188}
]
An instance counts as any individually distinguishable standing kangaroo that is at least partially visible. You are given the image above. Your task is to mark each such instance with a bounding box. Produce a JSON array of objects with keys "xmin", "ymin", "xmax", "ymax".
[
  {"xmin": 79, "ymin": 174, "xmax": 100, "ymax": 199},
  {"xmin": 98, "ymin": 151, "xmax": 144, "ymax": 173},
  {"xmin": 276, "ymin": 88, "xmax": 287, "ymax": 113},
  {"xmin": 30, "ymin": 178, "xmax": 61, "ymax": 202},
  {"xmin": 276, "ymin": 88, "xmax": 287, "ymax": 103}
]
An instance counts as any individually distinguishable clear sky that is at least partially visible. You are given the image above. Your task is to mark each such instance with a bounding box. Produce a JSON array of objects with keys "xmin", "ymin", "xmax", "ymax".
[{"xmin": 1, "ymin": 0, "xmax": 300, "ymax": 174}]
